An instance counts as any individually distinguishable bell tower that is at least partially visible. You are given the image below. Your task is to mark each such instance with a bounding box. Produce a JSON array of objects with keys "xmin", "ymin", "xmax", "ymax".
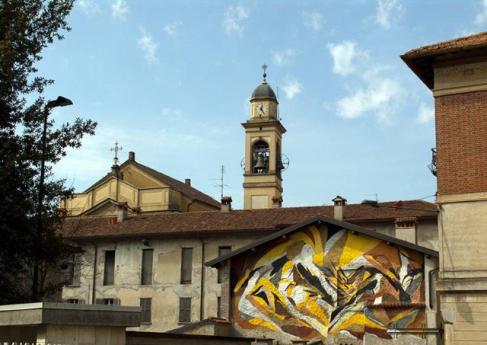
[{"xmin": 243, "ymin": 66, "xmax": 287, "ymax": 209}]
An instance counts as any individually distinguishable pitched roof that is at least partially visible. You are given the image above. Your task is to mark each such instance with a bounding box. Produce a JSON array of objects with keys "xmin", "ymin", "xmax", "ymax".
[
  {"xmin": 402, "ymin": 31, "xmax": 487, "ymax": 59},
  {"xmin": 401, "ymin": 31, "xmax": 487, "ymax": 89},
  {"xmin": 62, "ymin": 200, "xmax": 437, "ymax": 240},
  {"xmin": 205, "ymin": 215, "xmax": 439, "ymax": 268},
  {"xmin": 83, "ymin": 160, "xmax": 220, "ymax": 209},
  {"xmin": 132, "ymin": 161, "xmax": 220, "ymax": 208}
]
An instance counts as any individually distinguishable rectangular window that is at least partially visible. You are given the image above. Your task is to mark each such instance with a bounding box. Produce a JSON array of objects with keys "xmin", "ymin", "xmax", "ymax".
[
  {"xmin": 181, "ymin": 248, "xmax": 193, "ymax": 284},
  {"xmin": 141, "ymin": 249, "xmax": 153, "ymax": 285},
  {"xmin": 64, "ymin": 252, "xmax": 82, "ymax": 286},
  {"xmin": 140, "ymin": 298, "xmax": 152, "ymax": 323},
  {"xmin": 217, "ymin": 246, "xmax": 231, "ymax": 283},
  {"xmin": 96, "ymin": 298, "xmax": 120, "ymax": 306},
  {"xmin": 67, "ymin": 299, "xmax": 79, "ymax": 304},
  {"xmin": 104, "ymin": 250, "xmax": 115, "ymax": 285},
  {"xmin": 179, "ymin": 297, "xmax": 191, "ymax": 323}
]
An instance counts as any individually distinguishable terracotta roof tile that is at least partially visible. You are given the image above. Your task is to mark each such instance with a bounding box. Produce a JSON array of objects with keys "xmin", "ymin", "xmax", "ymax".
[
  {"xmin": 62, "ymin": 200, "xmax": 437, "ymax": 240},
  {"xmin": 403, "ymin": 31, "xmax": 487, "ymax": 59}
]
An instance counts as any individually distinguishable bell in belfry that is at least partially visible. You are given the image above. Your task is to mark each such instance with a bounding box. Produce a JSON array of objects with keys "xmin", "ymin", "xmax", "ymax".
[
  {"xmin": 254, "ymin": 153, "xmax": 267, "ymax": 173},
  {"xmin": 277, "ymin": 156, "xmax": 284, "ymax": 170}
]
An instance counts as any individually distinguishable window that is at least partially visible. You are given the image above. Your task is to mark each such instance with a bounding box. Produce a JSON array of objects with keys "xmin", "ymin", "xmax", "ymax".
[
  {"xmin": 179, "ymin": 297, "xmax": 191, "ymax": 323},
  {"xmin": 140, "ymin": 298, "xmax": 152, "ymax": 323},
  {"xmin": 64, "ymin": 252, "xmax": 82, "ymax": 286},
  {"xmin": 217, "ymin": 246, "xmax": 231, "ymax": 283},
  {"xmin": 141, "ymin": 249, "xmax": 153, "ymax": 285},
  {"xmin": 95, "ymin": 298, "xmax": 120, "ymax": 306},
  {"xmin": 66, "ymin": 299, "xmax": 83, "ymax": 304},
  {"xmin": 104, "ymin": 250, "xmax": 115, "ymax": 285},
  {"xmin": 181, "ymin": 248, "xmax": 193, "ymax": 284}
]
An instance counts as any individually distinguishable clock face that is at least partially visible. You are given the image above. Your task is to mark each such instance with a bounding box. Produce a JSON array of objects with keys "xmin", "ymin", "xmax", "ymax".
[{"xmin": 254, "ymin": 102, "xmax": 269, "ymax": 117}]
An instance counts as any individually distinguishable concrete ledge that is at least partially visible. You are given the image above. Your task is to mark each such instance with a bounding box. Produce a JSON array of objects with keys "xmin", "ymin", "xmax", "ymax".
[{"xmin": 0, "ymin": 302, "xmax": 141, "ymax": 327}]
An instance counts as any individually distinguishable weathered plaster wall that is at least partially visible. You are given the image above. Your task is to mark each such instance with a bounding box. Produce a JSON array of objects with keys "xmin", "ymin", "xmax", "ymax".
[
  {"xmin": 230, "ymin": 224, "xmax": 433, "ymax": 343},
  {"xmin": 63, "ymin": 233, "xmax": 265, "ymax": 333}
]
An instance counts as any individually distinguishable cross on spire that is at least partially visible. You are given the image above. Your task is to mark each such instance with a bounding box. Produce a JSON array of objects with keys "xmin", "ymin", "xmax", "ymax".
[
  {"xmin": 110, "ymin": 141, "xmax": 123, "ymax": 166},
  {"xmin": 262, "ymin": 63, "xmax": 267, "ymax": 83}
]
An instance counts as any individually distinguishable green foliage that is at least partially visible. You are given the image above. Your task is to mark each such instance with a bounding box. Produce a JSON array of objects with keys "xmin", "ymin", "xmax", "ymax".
[{"xmin": 0, "ymin": 0, "xmax": 97, "ymax": 303}]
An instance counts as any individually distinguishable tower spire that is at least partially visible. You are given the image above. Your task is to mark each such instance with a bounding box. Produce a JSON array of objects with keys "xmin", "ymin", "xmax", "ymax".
[{"xmin": 262, "ymin": 63, "xmax": 267, "ymax": 84}]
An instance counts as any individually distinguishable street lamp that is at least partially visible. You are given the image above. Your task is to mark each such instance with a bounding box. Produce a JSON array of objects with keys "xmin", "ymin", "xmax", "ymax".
[
  {"xmin": 33, "ymin": 96, "xmax": 73, "ymax": 301},
  {"xmin": 361, "ymin": 199, "xmax": 439, "ymax": 213}
]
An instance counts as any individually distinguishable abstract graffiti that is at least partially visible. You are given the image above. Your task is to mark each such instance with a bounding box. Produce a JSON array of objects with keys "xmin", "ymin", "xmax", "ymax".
[{"xmin": 233, "ymin": 224, "xmax": 425, "ymax": 341}]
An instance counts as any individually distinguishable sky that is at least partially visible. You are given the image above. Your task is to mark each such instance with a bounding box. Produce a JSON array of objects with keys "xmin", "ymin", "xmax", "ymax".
[{"xmin": 38, "ymin": 0, "xmax": 486, "ymax": 209}]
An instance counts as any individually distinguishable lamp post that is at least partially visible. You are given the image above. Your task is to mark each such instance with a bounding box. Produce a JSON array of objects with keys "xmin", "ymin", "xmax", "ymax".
[
  {"xmin": 361, "ymin": 199, "xmax": 439, "ymax": 213},
  {"xmin": 32, "ymin": 96, "xmax": 72, "ymax": 301}
]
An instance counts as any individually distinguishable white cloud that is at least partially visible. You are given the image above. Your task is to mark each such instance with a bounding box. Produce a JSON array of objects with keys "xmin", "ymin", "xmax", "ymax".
[
  {"xmin": 282, "ymin": 78, "xmax": 303, "ymax": 99},
  {"xmin": 476, "ymin": 0, "xmax": 487, "ymax": 24},
  {"xmin": 78, "ymin": 0, "xmax": 102, "ymax": 16},
  {"xmin": 222, "ymin": 5, "xmax": 249, "ymax": 36},
  {"xmin": 416, "ymin": 102, "xmax": 434, "ymax": 124},
  {"xmin": 162, "ymin": 108, "xmax": 184, "ymax": 119},
  {"xmin": 327, "ymin": 41, "xmax": 367, "ymax": 76},
  {"xmin": 376, "ymin": 0, "xmax": 403, "ymax": 29},
  {"xmin": 164, "ymin": 21, "xmax": 183, "ymax": 37},
  {"xmin": 272, "ymin": 49, "xmax": 295, "ymax": 66},
  {"xmin": 336, "ymin": 74, "xmax": 401, "ymax": 123},
  {"xmin": 137, "ymin": 28, "xmax": 158, "ymax": 65},
  {"xmin": 112, "ymin": 0, "xmax": 128, "ymax": 20},
  {"xmin": 303, "ymin": 10, "xmax": 324, "ymax": 31}
]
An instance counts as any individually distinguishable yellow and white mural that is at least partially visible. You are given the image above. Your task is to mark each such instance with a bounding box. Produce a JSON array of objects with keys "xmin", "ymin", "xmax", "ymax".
[{"xmin": 232, "ymin": 224, "xmax": 425, "ymax": 341}]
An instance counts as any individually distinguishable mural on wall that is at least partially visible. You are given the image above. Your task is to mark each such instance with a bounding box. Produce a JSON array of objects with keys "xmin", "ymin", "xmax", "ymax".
[{"xmin": 233, "ymin": 224, "xmax": 425, "ymax": 341}]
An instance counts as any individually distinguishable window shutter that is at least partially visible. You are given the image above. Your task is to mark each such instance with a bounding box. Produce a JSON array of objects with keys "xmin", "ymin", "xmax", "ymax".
[
  {"xmin": 181, "ymin": 248, "xmax": 193, "ymax": 284},
  {"xmin": 72, "ymin": 253, "xmax": 82, "ymax": 286},
  {"xmin": 104, "ymin": 251, "xmax": 115, "ymax": 285},
  {"xmin": 141, "ymin": 249, "xmax": 153, "ymax": 285}
]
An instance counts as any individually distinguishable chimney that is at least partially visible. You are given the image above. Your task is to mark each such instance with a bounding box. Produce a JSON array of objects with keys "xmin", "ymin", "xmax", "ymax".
[
  {"xmin": 185, "ymin": 179, "xmax": 191, "ymax": 186},
  {"xmin": 272, "ymin": 195, "xmax": 283, "ymax": 208},
  {"xmin": 395, "ymin": 217, "xmax": 417, "ymax": 244},
  {"xmin": 117, "ymin": 202, "xmax": 128, "ymax": 222},
  {"xmin": 332, "ymin": 196, "xmax": 347, "ymax": 220},
  {"xmin": 128, "ymin": 151, "xmax": 135, "ymax": 162},
  {"xmin": 221, "ymin": 196, "xmax": 232, "ymax": 213}
]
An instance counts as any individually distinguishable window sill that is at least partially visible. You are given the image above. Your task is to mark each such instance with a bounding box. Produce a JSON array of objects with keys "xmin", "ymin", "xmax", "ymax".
[
  {"xmin": 140, "ymin": 322, "xmax": 152, "ymax": 325},
  {"xmin": 180, "ymin": 282, "xmax": 192, "ymax": 285}
]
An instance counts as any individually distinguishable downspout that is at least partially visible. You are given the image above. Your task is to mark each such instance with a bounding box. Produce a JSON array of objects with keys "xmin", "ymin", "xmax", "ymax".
[
  {"xmin": 91, "ymin": 242, "xmax": 98, "ymax": 304},
  {"xmin": 187, "ymin": 199, "xmax": 196, "ymax": 212},
  {"xmin": 199, "ymin": 238, "xmax": 205, "ymax": 321},
  {"xmin": 429, "ymin": 267, "xmax": 439, "ymax": 309}
]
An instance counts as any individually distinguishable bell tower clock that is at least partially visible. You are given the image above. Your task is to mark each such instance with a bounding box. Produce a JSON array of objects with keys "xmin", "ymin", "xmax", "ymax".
[{"xmin": 242, "ymin": 65, "xmax": 287, "ymax": 209}]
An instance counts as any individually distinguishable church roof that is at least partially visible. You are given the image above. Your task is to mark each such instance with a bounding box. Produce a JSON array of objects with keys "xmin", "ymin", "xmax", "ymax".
[
  {"xmin": 251, "ymin": 82, "xmax": 277, "ymax": 100},
  {"xmin": 62, "ymin": 200, "xmax": 437, "ymax": 240},
  {"xmin": 133, "ymin": 161, "xmax": 220, "ymax": 208},
  {"xmin": 84, "ymin": 160, "xmax": 220, "ymax": 209}
]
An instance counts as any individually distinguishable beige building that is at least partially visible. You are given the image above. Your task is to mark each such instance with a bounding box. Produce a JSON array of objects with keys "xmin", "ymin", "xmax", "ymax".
[
  {"xmin": 403, "ymin": 32, "xmax": 487, "ymax": 344},
  {"xmin": 61, "ymin": 75, "xmax": 440, "ymax": 338}
]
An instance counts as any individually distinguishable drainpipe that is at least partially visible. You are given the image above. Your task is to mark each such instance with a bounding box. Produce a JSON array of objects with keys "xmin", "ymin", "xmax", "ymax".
[
  {"xmin": 91, "ymin": 242, "xmax": 98, "ymax": 304},
  {"xmin": 429, "ymin": 267, "xmax": 439, "ymax": 309},
  {"xmin": 199, "ymin": 238, "xmax": 205, "ymax": 321},
  {"xmin": 187, "ymin": 199, "xmax": 195, "ymax": 212}
]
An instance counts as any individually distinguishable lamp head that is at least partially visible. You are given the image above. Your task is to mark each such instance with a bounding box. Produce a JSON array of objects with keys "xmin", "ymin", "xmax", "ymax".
[{"xmin": 47, "ymin": 96, "xmax": 73, "ymax": 108}]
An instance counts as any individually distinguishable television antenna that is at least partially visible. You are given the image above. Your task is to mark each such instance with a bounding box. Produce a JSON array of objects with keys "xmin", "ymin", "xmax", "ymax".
[{"xmin": 209, "ymin": 166, "xmax": 231, "ymax": 199}]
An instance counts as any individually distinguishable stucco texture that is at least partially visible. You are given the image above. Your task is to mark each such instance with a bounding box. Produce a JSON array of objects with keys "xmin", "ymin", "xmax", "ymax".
[{"xmin": 232, "ymin": 224, "xmax": 426, "ymax": 342}]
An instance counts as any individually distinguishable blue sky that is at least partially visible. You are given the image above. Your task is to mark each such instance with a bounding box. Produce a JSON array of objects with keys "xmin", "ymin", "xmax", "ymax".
[{"xmin": 40, "ymin": 0, "xmax": 485, "ymax": 209}]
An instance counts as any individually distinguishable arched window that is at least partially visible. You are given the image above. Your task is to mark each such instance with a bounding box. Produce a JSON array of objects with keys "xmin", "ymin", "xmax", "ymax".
[{"xmin": 252, "ymin": 140, "xmax": 269, "ymax": 174}]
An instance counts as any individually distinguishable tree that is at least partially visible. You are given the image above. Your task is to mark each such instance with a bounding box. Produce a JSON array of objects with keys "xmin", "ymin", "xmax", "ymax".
[{"xmin": 0, "ymin": 0, "xmax": 97, "ymax": 303}]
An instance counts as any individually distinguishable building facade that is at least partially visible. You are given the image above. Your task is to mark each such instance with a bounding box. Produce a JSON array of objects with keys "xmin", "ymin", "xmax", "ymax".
[{"xmin": 403, "ymin": 32, "xmax": 487, "ymax": 344}]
